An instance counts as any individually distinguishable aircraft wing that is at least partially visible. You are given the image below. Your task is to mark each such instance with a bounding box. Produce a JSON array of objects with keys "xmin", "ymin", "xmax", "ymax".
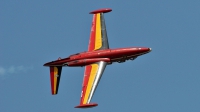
[
  {"xmin": 88, "ymin": 9, "xmax": 111, "ymax": 51},
  {"xmin": 75, "ymin": 61, "xmax": 107, "ymax": 108}
]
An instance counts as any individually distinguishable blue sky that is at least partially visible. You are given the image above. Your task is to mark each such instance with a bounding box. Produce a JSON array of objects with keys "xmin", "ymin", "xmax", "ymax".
[{"xmin": 1, "ymin": 0, "xmax": 200, "ymax": 112}]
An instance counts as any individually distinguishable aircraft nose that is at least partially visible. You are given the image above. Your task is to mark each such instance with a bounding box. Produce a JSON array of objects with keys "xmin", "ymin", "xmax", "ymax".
[{"xmin": 139, "ymin": 47, "xmax": 152, "ymax": 52}]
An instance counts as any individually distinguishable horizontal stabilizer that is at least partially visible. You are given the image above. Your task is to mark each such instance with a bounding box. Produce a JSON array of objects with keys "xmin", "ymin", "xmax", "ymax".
[
  {"xmin": 50, "ymin": 66, "xmax": 62, "ymax": 95},
  {"xmin": 75, "ymin": 103, "xmax": 98, "ymax": 108}
]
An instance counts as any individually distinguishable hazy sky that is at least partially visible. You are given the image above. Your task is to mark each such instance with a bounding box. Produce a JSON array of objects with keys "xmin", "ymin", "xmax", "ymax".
[{"xmin": 1, "ymin": 0, "xmax": 200, "ymax": 112}]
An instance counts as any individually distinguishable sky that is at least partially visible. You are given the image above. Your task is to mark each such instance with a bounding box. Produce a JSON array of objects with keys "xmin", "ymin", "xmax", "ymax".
[{"xmin": 1, "ymin": 0, "xmax": 200, "ymax": 112}]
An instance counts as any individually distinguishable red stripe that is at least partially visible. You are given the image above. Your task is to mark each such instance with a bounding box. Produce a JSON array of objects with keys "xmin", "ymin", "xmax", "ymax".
[
  {"xmin": 50, "ymin": 67, "xmax": 54, "ymax": 94},
  {"xmin": 80, "ymin": 65, "xmax": 92, "ymax": 104},
  {"xmin": 88, "ymin": 14, "xmax": 97, "ymax": 51}
]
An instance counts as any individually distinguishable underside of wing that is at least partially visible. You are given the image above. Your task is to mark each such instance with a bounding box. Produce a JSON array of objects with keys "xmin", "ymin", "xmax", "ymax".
[
  {"xmin": 75, "ymin": 61, "xmax": 107, "ymax": 108},
  {"xmin": 88, "ymin": 9, "xmax": 112, "ymax": 51}
]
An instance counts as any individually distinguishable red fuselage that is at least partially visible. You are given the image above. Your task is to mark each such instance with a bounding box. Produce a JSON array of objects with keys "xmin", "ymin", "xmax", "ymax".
[{"xmin": 44, "ymin": 47, "xmax": 151, "ymax": 67}]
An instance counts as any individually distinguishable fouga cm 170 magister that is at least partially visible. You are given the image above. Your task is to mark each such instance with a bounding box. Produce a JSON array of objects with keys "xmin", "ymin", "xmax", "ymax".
[{"xmin": 44, "ymin": 8, "xmax": 152, "ymax": 108}]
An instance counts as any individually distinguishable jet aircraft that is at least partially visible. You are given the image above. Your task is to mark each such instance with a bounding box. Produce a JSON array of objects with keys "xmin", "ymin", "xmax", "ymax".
[{"xmin": 44, "ymin": 8, "xmax": 151, "ymax": 108}]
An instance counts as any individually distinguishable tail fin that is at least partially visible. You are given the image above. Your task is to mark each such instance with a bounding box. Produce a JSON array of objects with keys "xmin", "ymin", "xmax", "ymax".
[{"xmin": 49, "ymin": 66, "xmax": 62, "ymax": 95}]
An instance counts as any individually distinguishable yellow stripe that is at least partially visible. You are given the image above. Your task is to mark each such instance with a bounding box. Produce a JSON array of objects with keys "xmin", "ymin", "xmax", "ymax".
[
  {"xmin": 54, "ymin": 67, "xmax": 58, "ymax": 94},
  {"xmin": 83, "ymin": 64, "xmax": 98, "ymax": 104},
  {"xmin": 94, "ymin": 14, "xmax": 102, "ymax": 50}
]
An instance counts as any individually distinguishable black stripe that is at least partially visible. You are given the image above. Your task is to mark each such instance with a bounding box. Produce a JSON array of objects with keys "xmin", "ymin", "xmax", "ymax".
[{"xmin": 56, "ymin": 66, "xmax": 62, "ymax": 94}]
